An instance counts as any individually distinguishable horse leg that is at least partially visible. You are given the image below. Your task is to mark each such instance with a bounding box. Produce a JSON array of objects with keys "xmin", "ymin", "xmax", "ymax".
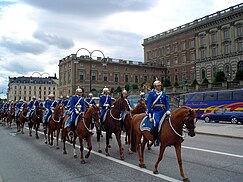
[
  {"xmin": 28, "ymin": 123, "xmax": 32, "ymax": 137},
  {"xmin": 35, "ymin": 124, "xmax": 39, "ymax": 139},
  {"xmin": 153, "ymin": 144, "xmax": 166, "ymax": 174},
  {"xmin": 73, "ymin": 135, "xmax": 78, "ymax": 159},
  {"xmin": 85, "ymin": 136, "xmax": 92, "ymax": 159},
  {"xmin": 115, "ymin": 131, "xmax": 124, "ymax": 160},
  {"xmin": 21, "ymin": 122, "xmax": 24, "ymax": 134},
  {"xmin": 56, "ymin": 128, "xmax": 60, "ymax": 149},
  {"xmin": 175, "ymin": 143, "xmax": 190, "ymax": 182},
  {"xmin": 50, "ymin": 130, "xmax": 54, "ymax": 146},
  {"xmin": 105, "ymin": 132, "xmax": 112, "ymax": 156},
  {"xmin": 62, "ymin": 129, "xmax": 67, "ymax": 154},
  {"xmin": 96, "ymin": 126, "xmax": 102, "ymax": 153}
]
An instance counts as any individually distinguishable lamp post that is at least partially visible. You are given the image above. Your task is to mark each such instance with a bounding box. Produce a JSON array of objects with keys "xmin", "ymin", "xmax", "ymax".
[{"xmin": 74, "ymin": 48, "xmax": 105, "ymax": 93}]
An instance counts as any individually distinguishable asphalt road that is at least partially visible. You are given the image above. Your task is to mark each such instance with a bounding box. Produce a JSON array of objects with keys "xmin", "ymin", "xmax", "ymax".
[{"xmin": 0, "ymin": 124, "xmax": 243, "ymax": 182}]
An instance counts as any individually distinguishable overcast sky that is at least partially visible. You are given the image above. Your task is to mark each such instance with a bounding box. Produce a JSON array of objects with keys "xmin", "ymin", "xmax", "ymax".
[{"xmin": 0, "ymin": 0, "xmax": 242, "ymax": 98}]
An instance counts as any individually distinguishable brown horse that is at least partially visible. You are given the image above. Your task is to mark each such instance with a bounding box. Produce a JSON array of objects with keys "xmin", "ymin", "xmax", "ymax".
[
  {"xmin": 124, "ymin": 100, "xmax": 147, "ymax": 151},
  {"xmin": 29, "ymin": 106, "xmax": 44, "ymax": 138},
  {"xmin": 103, "ymin": 94, "xmax": 130, "ymax": 160},
  {"xmin": 17, "ymin": 106, "xmax": 29, "ymax": 134},
  {"xmin": 44, "ymin": 104, "xmax": 64, "ymax": 149},
  {"xmin": 7, "ymin": 105, "xmax": 15, "ymax": 128},
  {"xmin": 0, "ymin": 107, "xmax": 6, "ymax": 126},
  {"xmin": 62, "ymin": 105, "xmax": 100, "ymax": 163},
  {"xmin": 130, "ymin": 106, "xmax": 196, "ymax": 182}
]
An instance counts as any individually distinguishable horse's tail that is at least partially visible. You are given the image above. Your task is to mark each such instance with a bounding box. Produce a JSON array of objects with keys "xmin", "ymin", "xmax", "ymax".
[{"xmin": 130, "ymin": 115, "xmax": 137, "ymax": 152}]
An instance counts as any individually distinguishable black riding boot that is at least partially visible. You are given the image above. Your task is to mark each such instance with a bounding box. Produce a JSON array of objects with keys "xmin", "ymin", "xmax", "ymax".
[
  {"xmin": 69, "ymin": 122, "xmax": 75, "ymax": 137},
  {"xmin": 153, "ymin": 126, "xmax": 159, "ymax": 146}
]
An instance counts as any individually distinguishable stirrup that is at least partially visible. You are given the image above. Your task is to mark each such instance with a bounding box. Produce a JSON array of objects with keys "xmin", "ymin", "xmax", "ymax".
[{"xmin": 69, "ymin": 131, "xmax": 74, "ymax": 138}]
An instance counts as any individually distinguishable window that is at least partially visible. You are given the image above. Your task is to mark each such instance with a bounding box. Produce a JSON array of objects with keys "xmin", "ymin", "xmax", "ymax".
[
  {"xmin": 135, "ymin": 75, "xmax": 138, "ymax": 83},
  {"xmin": 237, "ymin": 41, "xmax": 243, "ymax": 52},
  {"xmin": 190, "ymin": 93, "xmax": 204, "ymax": 102},
  {"xmin": 144, "ymin": 75, "xmax": 147, "ymax": 82},
  {"xmin": 125, "ymin": 75, "xmax": 129, "ymax": 83},
  {"xmin": 79, "ymin": 71, "xmax": 84, "ymax": 81},
  {"xmin": 173, "ymin": 44, "xmax": 178, "ymax": 52},
  {"xmin": 224, "ymin": 44, "xmax": 230, "ymax": 54},
  {"xmin": 201, "ymin": 49, "xmax": 206, "ymax": 59},
  {"xmin": 212, "ymin": 47, "xmax": 217, "ymax": 57},
  {"xmin": 166, "ymin": 46, "xmax": 170, "ymax": 54},
  {"xmin": 174, "ymin": 56, "xmax": 178, "ymax": 64},
  {"xmin": 103, "ymin": 73, "xmax": 108, "ymax": 82},
  {"xmin": 236, "ymin": 26, "xmax": 243, "ymax": 37},
  {"xmin": 190, "ymin": 52, "xmax": 195, "ymax": 62},
  {"xmin": 159, "ymin": 47, "xmax": 163, "ymax": 56},
  {"xmin": 200, "ymin": 36, "xmax": 205, "ymax": 47},
  {"xmin": 153, "ymin": 49, "xmax": 157, "ymax": 58},
  {"xmin": 225, "ymin": 65, "xmax": 230, "ymax": 77},
  {"xmin": 190, "ymin": 39, "xmax": 195, "ymax": 49},
  {"xmin": 182, "ymin": 54, "xmax": 186, "ymax": 64},
  {"xmin": 166, "ymin": 58, "xmax": 170, "ymax": 66},
  {"xmin": 114, "ymin": 73, "xmax": 119, "ymax": 82},
  {"xmin": 181, "ymin": 41, "xmax": 186, "ymax": 50},
  {"xmin": 212, "ymin": 67, "xmax": 217, "ymax": 78},
  {"xmin": 146, "ymin": 51, "xmax": 151, "ymax": 60},
  {"xmin": 91, "ymin": 72, "xmax": 96, "ymax": 81},
  {"xmin": 233, "ymin": 90, "xmax": 243, "ymax": 100},
  {"xmin": 223, "ymin": 29, "xmax": 229, "ymax": 40},
  {"xmin": 211, "ymin": 32, "xmax": 217, "ymax": 43},
  {"xmin": 218, "ymin": 91, "xmax": 232, "ymax": 101},
  {"xmin": 205, "ymin": 92, "xmax": 217, "ymax": 101},
  {"xmin": 201, "ymin": 69, "xmax": 206, "ymax": 79}
]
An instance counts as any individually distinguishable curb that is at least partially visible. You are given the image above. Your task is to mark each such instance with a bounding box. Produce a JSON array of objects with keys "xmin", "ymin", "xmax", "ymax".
[{"xmin": 196, "ymin": 131, "xmax": 243, "ymax": 140}]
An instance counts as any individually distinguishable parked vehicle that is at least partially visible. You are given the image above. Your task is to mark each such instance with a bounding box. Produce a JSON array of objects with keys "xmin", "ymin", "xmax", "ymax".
[
  {"xmin": 201, "ymin": 108, "xmax": 243, "ymax": 124},
  {"xmin": 176, "ymin": 88, "xmax": 243, "ymax": 118}
]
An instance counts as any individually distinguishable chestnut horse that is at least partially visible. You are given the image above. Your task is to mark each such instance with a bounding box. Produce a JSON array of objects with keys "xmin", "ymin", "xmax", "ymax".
[
  {"xmin": 44, "ymin": 104, "xmax": 64, "ymax": 149},
  {"xmin": 7, "ymin": 105, "xmax": 15, "ymax": 128},
  {"xmin": 130, "ymin": 106, "xmax": 196, "ymax": 182},
  {"xmin": 17, "ymin": 106, "xmax": 29, "ymax": 134},
  {"xmin": 0, "ymin": 107, "xmax": 6, "ymax": 126},
  {"xmin": 28, "ymin": 106, "xmax": 44, "ymax": 138},
  {"xmin": 62, "ymin": 105, "xmax": 100, "ymax": 163},
  {"xmin": 124, "ymin": 100, "xmax": 147, "ymax": 151},
  {"xmin": 103, "ymin": 94, "xmax": 130, "ymax": 160}
]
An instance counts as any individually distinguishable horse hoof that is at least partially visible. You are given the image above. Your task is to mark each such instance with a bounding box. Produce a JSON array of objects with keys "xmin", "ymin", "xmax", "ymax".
[
  {"xmin": 22, "ymin": 132, "xmax": 24, "ymax": 134},
  {"xmin": 139, "ymin": 164, "xmax": 146, "ymax": 168},
  {"xmin": 56, "ymin": 146, "xmax": 60, "ymax": 149},
  {"xmin": 74, "ymin": 155, "xmax": 78, "ymax": 158},
  {"xmin": 30, "ymin": 135, "xmax": 32, "ymax": 137},
  {"xmin": 153, "ymin": 170, "xmax": 158, "ymax": 174},
  {"xmin": 36, "ymin": 136, "xmax": 39, "ymax": 139},
  {"xmin": 106, "ymin": 153, "xmax": 110, "ymax": 157},
  {"xmin": 81, "ymin": 160, "xmax": 85, "ymax": 164},
  {"xmin": 120, "ymin": 156, "xmax": 124, "ymax": 160},
  {"xmin": 98, "ymin": 149, "xmax": 102, "ymax": 153},
  {"xmin": 45, "ymin": 141, "xmax": 47, "ymax": 144},
  {"xmin": 63, "ymin": 151, "xmax": 67, "ymax": 154},
  {"xmin": 183, "ymin": 178, "xmax": 190, "ymax": 182},
  {"xmin": 121, "ymin": 147, "xmax": 124, "ymax": 151},
  {"xmin": 108, "ymin": 145, "xmax": 111, "ymax": 148},
  {"xmin": 85, "ymin": 154, "xmax": 90, "ymax": 159}
]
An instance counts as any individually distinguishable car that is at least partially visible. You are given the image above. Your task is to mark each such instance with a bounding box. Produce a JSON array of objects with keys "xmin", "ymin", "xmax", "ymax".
[
  {"xmin": 201, "ymin": 108, "xmax": 243, "ymax": 124},
  {"xmin": 127, "ymin": 94, "xmax": 148, "ymax": 109}
]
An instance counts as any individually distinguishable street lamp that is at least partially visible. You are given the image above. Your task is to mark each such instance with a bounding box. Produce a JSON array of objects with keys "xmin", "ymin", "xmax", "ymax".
[{"xmin": 74, "ymin": 48, "xmax": 105, "ymax": 93}]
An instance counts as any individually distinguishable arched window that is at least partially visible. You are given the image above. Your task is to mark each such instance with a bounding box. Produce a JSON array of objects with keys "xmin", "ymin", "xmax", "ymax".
[
  {"xmin": 201, "ymin": 68, "xmax": 206, "ymax": 80},
  {"xmin": 212, "ymin": 67, "xmax": 217, "ymax": 79},
  {"xmin": 238, "ymin": 60, "xmax": 243, "ymax": 70},
  {"xmin": 225, "ymin": 64, "xmax": 230, "ymax": 76}
]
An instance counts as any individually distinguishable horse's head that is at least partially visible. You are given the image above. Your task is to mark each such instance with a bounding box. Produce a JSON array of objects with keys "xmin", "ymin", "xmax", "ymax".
[
  {"xmin": 132, "ymin": 100, "xmax": 147, "ymax": 114},
  {"xmin": 183, "ymin": 107, "xmax": 197, "ymax": 137},
  {"xmin": 113, "ymin": 93, "xmax": 131, "ymax": 112},
  {"xmin": 54, "ymin": 104, "xmax": 65, "ymax": 117}
]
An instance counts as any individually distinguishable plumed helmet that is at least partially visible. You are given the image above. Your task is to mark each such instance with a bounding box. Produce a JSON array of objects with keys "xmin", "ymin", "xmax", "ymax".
[
  {"xmin": 140, "ymin": 92, "xmax": 145, "ymax": 96},
  {"xmin": 59, "ymin": 95, "xmax": 63, "ymax": 99},
  {"xmin": 48, "ymin": 93, "xmax": 55, "ymax": 98},
  {"xmin": 88, "ymin": 93, "xmax": 93, "ymax": 97},
  {"xmin": 153, "ymin": 77, "xmax": 162, "ymax": 86},
  {"xmin": 32, "ymin": 96, "xmax": 36, "ymax": 99},
  {"xmin": 19, "ymin": 99, "xmax": 23, "ymax": 102},
  {"xmin": 38, "ymin": 98, "xmax": 42, "ymax": 101},
  {"xmin": 66, "ymin": 95, "xmax": 70, "ymax": 99},
  {"xmin": 76, "ymin": 86, "xmax": 82, "ymax": 93},
  {"xmin": 102, "ymin": 86, "xmax": 109, "ymax": 93},
  {"xmin": 122, "ymin": 89, "xmax": 127, "ymax": 94}
]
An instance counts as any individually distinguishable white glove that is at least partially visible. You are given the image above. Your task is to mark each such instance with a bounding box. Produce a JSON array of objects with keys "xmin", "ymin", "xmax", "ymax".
[
  {"xmin": 149, "ymin": 113, "xmax": 153, "ymax": 122},
  {"xmin": 104, "ymin": 104, "xmax": 109, "ymax": 107},
  {"xmin": 166, "ymin": 110, "xmax": 171, "ymax": 116},
  {"xmin": 75, "ymin": 109, "xmax": 79, "ymax": 115}
]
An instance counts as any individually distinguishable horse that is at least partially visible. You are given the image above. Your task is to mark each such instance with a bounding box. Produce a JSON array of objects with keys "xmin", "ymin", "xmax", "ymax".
[
  {"xmin": 28, "ymin": 105, "xmax": 44, "ymax": 138},
  {"xmin": 130, "ymin": 106, "xmax": 197, "ymax": 182},
  {"xmin": 62, "ymin": 104, "xmax": 100, "ymax": 163},
  {"xmin": 0, "ymin": 107, "xmax": 6, "ymax": 126},
  {"xmin": 7, "ymin": 105, "xmax": 15, "ymax": 128},
  {"xmin": 123, "ymin": 100, "xmax": 147, "ymax": 152},
  {"xmin": 103, "ymin": 93, "xmax": 130, "ymax": 160},
  {"xmin": 17, "ymin": 106, "xmax": 29, "ymax": 134},
  {"xmin": 44, "ymin": 104, "xmax": 64, "ymax": 149}
]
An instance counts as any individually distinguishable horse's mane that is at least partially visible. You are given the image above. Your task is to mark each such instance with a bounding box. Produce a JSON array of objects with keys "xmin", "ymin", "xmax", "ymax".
[
  {"xmin": 131, "ymin": 101, "xmax": 147, "ymax": 115},
  {"xmin": 54, "ymin": 104, "xmax": 62, "ymax": 112},
  {"xmin": 173, "ymin": 106, "xmax": 196, "ymax": 118}
]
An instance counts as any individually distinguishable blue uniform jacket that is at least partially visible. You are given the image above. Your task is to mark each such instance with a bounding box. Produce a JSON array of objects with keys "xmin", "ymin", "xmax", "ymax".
[
  {"xmin": 28, "ymin": 100, "xmax": 39, "ymax": 110},
  {"xmin": 85, "ymin": 98, "xmax": 96, "ymax": 105},
  {"xmin": 70, "ymin": 95, "xmax": 86, "ymax": 113},
  {"xmin": 99, "ymin": 95, "xmax": 112, "ymax": 111}
]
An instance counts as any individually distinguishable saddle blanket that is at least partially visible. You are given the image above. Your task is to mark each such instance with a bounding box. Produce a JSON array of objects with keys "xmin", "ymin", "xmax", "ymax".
[
  {"xmin": 64, "ymin": 116, "xmax": 79, "ymax": 129},
  {"xmin": 140, "ymin": 116, "xmax": 154, "ymax": 131}
]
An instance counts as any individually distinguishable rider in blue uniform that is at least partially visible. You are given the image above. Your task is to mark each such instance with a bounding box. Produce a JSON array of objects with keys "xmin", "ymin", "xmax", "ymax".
[
  {"xmin": 99, "ymin": 87, "xmax": 112, "ymax": 130},
  {"xmin": 70, "ymin": 87, "xmax": 86, "ymax": 136},
  {"xmin": 28, "ymin": 96, "xmax": 39, "ymax": 121},
  {"xmin": 44, "ymin": 93, "xmax": 57, "ymax": 128},
  {"xmin": 57, "ymin": 95, "xmax": 64, "ymax": 105},
  {"xmin": 85, "ymin": 93, "xmax": 96, "ymax": 107},
  {"xmin": 146, "ymin": 78, "xmax": 170, "ymax": 146},
  {"xmin": 120, "ymin": 89, "xmax": 132, "ymax": 121},
  {"xmin": 16, "ymin": 99, "xmax": 27, "ymax": 119},
  {"xmin": 138, "ymin": 91, "xmax": 146, "ymax": 104}
]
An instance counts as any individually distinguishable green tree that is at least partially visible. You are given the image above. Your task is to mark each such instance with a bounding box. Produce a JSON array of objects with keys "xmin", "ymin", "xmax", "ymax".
[
  {"xmin": 174, "ymin": 80, "xmax": 179, "ymax": 87},
  {"xmin": 163, "ymin": 78, "xmax": 171, "ymax": 87},
  {"xmin": 202, "ymin": 77, "xmax": 209, "ymax": 84},
  {"xmin": 234, "ymin": 69, "xmax": 243, "ymax": 81},
  {"xmin": 115, "ymin": 86, "xmax": 122, "ymax": 93},
  {"xmin": 214, "ymin": 71, "xmax": 225, "ymax": 82},
  {"xmin": 125, "ymin": 84, "xmax": 130, "ymax": 91},
  {"xmin": 132, "ymin": 84, "xmax": 139, "ymax": 89},
  {"xmin": 191, "ymin": 79, "xmax": 198, "ymax": 86}
]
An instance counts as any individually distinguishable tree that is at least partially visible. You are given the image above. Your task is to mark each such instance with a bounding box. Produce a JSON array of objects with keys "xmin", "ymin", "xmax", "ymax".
[
  {"xmin": 214, "ymin": 71, "xmax": 225, "ymax": 82},
  {"xmin": 131, "ymin": 84, "xmax": 139, "ymax": 89},
  {"xmin": 125, "ymin": 84, "xmax": 130, "ymax": 91},
  {"xmin": 234, "ymin": 69, "xmax": 243, "ymax": 81},
  {"xmin": 115, "ymin": 86, "xmax": 122, "ymax": 93},
  {"xmin": 174, "ymin": 80, "xmax": 179, "ymax": 87},
  {"xmin": 191, "ymin": 79, "xmax": 198, "ymax": 86},
  {"xmin": 202, "ymin": 77, "xmax": 209, "ymax": 84},
  {"xmin": 163, "ymin": 78, "xmax": 171, "ymax": 87}
]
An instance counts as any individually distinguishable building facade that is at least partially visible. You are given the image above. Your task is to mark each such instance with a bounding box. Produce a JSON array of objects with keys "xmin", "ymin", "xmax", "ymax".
[
  {"xmin": 143, "ymin": 3, "xmax": 243, "ymax": 85},
  {"xmin": 8, "ymin": 75, "xmax": 59, "ymax": 102},
  {"xmin": 58, "ymin": 54, "xmax": 166, "ymax": 96}
]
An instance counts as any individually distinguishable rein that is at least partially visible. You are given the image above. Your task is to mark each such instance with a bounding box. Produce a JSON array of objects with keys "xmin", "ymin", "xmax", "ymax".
[
  {"xmin": 83, "ymin": 108, "xmax": 97, "ymax": 133},
  {"xmin": 168, "ymin": 117, "xmax": 185, "ymax": 138},
  {"xmin": 109, "ymin": 109, "xmax": 122, "ymax": 121},
  {"xmin": 21, "ymin": 111, "xmax": 27, "ymax": 118}
]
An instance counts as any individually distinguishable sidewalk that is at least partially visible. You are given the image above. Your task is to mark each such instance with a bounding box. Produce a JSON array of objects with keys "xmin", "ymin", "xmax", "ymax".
[{"xmin": 195, "ymin": 120, "xmax": 243, "ymax": 139}]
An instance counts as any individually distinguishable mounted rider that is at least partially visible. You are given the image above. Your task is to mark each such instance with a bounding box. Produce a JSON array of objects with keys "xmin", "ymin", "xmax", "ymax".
[
  {"xmin": 120, "ymin": 89, "xmax": 132, "ymax": 121},
  {"xmin": 27, "ymin": 96, "xmax": 40, "ymax": 121},
  {"xmin": 43, "ymin": 93, "xmax": 57, "ymax": 128},
  {"xmin": 85, "ymin": 93, "xmax": 96, "ymax": 108},
  {"xmin": 138, "ymin": 91, "xmax": 146, "ymax": 104},
  {"xmin": 16, "ymin": 99, "xmax": 27, "ymax": 119},
  {"xmin": 57, "ymin": 95, "xmax": 64, "ymax": 105},
  {"xmin": 146, "ymin": 78, "xmax": 170, "ymax": 146},
  {"xmin": 99, "ymin": 86, "xmax": 112, "ymax": 130},
  {"xmin": 69, "ymin": 87, "xmax": 86, "ymax": 136}
]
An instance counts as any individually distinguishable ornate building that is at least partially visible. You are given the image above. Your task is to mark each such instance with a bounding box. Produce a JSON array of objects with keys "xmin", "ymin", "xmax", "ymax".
[
  {"xmin": 143, "ymin": 3, "xmax": 243, "ymax": 85},
  {"xmin": 8, "ymin": 75, "xmax": 58, "ymax": 102},
  {"xmin": 58, "ymin": 54, "xmax": 166, "ymax": 96}
]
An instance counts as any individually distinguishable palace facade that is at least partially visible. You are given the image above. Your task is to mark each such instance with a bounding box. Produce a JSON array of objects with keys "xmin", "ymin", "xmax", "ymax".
[{"xmin": 143, "ymin": 3, "xmax": 243, "ymax": 85}]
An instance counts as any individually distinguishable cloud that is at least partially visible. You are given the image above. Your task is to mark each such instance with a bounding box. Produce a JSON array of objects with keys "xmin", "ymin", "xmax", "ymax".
[
  {"xmin": 0, "ymin": 37, "xmax": 47, "ymax": 54},
  {"xmin": 33, "ymin": 31, "xmax": 74, "ymax": 49},
  {"xmin": 19, "ymin": 0, "xmax": 157, "ymax": 18}
]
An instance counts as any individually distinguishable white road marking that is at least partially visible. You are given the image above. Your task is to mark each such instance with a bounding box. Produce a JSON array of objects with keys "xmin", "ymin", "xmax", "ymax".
[{"xmin": 24, "ymin": 127, "xmax": 181, "ymax": 182}]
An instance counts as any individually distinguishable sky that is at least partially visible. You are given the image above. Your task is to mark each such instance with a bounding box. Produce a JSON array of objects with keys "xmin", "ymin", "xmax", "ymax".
[{"xmin": 0, "ymin": 0, "xmax": 242, "ymax": 98}]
